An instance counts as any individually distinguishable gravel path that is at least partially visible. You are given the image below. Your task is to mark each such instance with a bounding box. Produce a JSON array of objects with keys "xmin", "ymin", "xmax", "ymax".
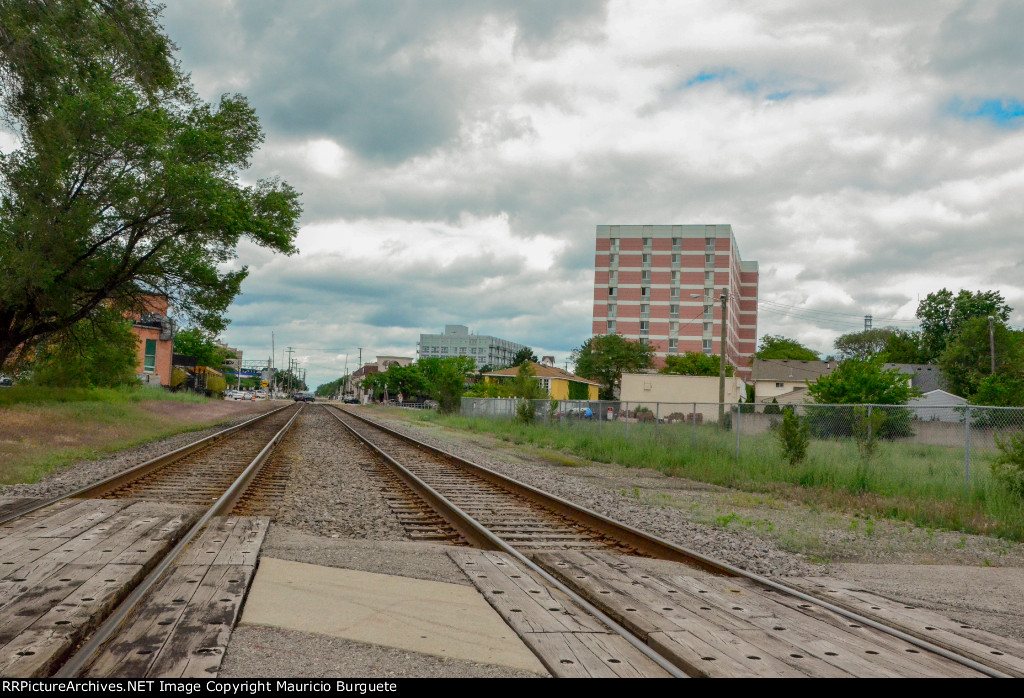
[
  {"xmin": 359, "ymin": 409, "xmax": 817, "ymax": 578},
  {"xmin": 0, "ymin": 402, "xmax": 280, "ymax": 500},
  {"xmin": 268, "ymin": 406, "xmax": 406, "ymax": 540}
]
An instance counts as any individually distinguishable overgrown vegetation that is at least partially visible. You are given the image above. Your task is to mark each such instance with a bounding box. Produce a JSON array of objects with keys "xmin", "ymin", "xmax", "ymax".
[
  {"xmin": 991, "ymin": 432, "xmax": 1024, "ymax": 500},
  {"xmin": 775, "ymin": 408, "xmax": 809, "ymax": 465},
  {"xmin": 392, "ymin": 409, "xmax": 1024, "ymax": 541}
]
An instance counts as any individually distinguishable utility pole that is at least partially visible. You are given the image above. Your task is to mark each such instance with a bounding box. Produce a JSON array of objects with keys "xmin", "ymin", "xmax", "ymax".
[
  {"xmin": 989, "ymin": 316, "xmax": 996, "ymax": 374},
  {"xmin": 719, "ymin": 287, "xmax": 729, "ymax": 428},
  {"xmin": 285, "ymin": 347, "xmax": 294, "ymax": 397}
]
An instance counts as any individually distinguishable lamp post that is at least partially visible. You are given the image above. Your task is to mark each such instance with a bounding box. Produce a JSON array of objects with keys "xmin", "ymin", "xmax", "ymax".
[{"xmin": 719, "ymin": 287, "xmax": 729, "ymax": 428}]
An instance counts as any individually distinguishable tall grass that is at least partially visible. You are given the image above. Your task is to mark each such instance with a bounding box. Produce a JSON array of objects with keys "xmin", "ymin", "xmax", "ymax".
[
  {"xmin": 0, "ymin": 384, "xmax": 208, "ymax": 406},
  {"xmin": 406, "ymin": 411, "xmax": 1024, "ymax": 541}
]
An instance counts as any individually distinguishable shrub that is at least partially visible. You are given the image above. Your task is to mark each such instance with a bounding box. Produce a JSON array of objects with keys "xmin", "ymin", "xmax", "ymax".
[
  {"xmin": 992, "ymin": 432, "xmax": 1024, "ymax": 500},
  {"xmin": 775, "ymin": 408, "xmax": 810, "ymax": 465}
]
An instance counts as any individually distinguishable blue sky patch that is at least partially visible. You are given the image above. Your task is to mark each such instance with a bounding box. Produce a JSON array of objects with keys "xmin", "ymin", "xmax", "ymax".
[{"xmin": 950, "ymin": 98, "xmax": 1024, "ymax": 126}]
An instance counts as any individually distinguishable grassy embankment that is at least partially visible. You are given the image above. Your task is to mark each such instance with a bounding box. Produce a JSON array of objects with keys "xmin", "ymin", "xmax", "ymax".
[
  {"xmin": 0, "ymin": 386, "xmax": 220, "ymax": 485},
  {"xmin": 395, "ymin": 409, "xmax": 1024, "ymax": 541}
]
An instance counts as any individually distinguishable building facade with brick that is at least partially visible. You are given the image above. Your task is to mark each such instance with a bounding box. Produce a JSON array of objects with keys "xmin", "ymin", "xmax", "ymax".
[
  {"xmin": 129, "ymin": 295, "xmax": 175, "ymax": 387},
  {"xmin": 591, "ymin": 224, "xmax": 759, "ymax": 379}
]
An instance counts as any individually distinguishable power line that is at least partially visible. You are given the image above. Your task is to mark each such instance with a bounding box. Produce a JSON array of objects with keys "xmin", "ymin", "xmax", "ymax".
[{"xmin": 758, "ymin": 299, "xmax": 919, "ymax": 326}]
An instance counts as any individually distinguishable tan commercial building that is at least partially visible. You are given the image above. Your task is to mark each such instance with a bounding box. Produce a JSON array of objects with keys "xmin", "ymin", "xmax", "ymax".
[{"xmin": 619, "ymin": 372, "xmax": 746, "ymax": 422}]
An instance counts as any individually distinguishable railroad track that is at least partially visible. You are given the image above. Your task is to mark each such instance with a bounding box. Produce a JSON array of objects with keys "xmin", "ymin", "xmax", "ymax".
[
  {"xmin": 0, "ymin": 403, "xmax": 304, "ymax": 677},
  {"xmin": 328, "ymin": 406, "xmax": 1018, "ymax": 679}
]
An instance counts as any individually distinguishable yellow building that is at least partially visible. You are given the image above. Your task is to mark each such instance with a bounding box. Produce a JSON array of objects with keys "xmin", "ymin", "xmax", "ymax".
[{"xmin": 481, "ymin": 361, "xmax": 601, "ymax": 400}]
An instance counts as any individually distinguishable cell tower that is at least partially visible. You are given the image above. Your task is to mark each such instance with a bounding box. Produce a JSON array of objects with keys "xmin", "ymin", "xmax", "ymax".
[{"xmin": 864, "ymin": 314, "xmax": 872, "ymax": 331}]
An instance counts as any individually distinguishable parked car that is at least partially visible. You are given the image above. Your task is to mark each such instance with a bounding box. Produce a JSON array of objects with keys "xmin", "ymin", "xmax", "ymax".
[
  {"xmin": 342, "ymin": 396, "xmax": 360, "ymax": 404},
  {"xmin": 0, "ymin": 376, "xmax": 13, "ymax": 388},
  {"xmin": 293, "ymin": 391, "xmax": 315, "ymax": 403}
]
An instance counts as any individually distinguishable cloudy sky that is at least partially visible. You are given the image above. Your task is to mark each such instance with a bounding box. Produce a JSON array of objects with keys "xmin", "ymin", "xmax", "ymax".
[{"xmin": 155, "ymin": 0, "xmax": 1024, "ymax": 387}]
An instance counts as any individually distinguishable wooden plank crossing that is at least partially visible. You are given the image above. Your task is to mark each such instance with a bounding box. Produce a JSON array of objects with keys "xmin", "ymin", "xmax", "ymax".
[
  {"xmin": 0, "ymin": 499, "xmax": 196, "ymax": 677},
  {"xmin": 784, "ymin": 576, "xmax": 1024, "ymax": 678},
  {"xmin": 536, "ymin": 551, "xmax": 990, "ymax": 678},
  {"xmin": 449, "ymin": 549, "xmax": 673, "ymax": 678},
  {"xmin": 84, "ymin": 516, "xmax": 269, "ymax": 679}
]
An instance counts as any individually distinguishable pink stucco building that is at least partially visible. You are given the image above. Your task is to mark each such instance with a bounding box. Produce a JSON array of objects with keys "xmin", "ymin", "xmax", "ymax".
[
  {"xmin": 129, "ymin": 295, "xmax": 174, "ymax": 386},
  {"xmin": 591, "ymin": 224, "xmax": 758, "ymax": 380}
]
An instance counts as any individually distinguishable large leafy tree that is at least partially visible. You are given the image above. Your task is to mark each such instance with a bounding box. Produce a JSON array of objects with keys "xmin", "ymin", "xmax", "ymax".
[
  {"xmin": 833, "ymin": 328, "xmax": 896, "ymax": 360},
  {"xmin": 660, "ymin": 352, "xmax": 733, "ymax": 377},
  {"xmin": 31, "ymin": 306, "xmax": 138, "ymax": 387},
  {"xmin": 509, "ymin": 347, "xmax": 538, "ymax": 368},
  {"xmin": 916, "ymin": 289, "xmax": 1012, "ymax": 362},
  {"xmin": 938, "ymin": 317, "xmax": 1024, "ymax": 403},
  {"xmin": 571, "ymin": 334, "xmax": 654, "ymax": 399},
  {"xmin": 753, "ymin": 335, "xmax": 819, "ymax": 361},
  {"xmin": 172, "ymin": 328, "xmax": 230, "ymax": 369},
  {"xmin": 881, "ymin": 329, "xmax": 929, "ymax": 364},
  {"xmin": 806, "ymin": 357, "xmax": 918, "ymax": 405},
  {"xmin": 0, "ymin": 0, "xmax": 301, "ymax": 366},
  {"xmin": 418, "ymin": 356, "xmax": 475, "ymax": 414}
]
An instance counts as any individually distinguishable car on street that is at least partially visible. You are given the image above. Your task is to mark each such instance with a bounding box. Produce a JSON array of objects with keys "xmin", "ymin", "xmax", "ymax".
[
  {"xmin": 293, "ymin": 391, "xmax": 315, "ymax": 403},
  {"xmin": 342, "ymin": 396, "xmax": 360, "ymax": 404}
]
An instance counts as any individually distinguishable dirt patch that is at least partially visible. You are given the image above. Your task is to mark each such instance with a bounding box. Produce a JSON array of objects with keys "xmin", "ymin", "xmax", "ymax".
[{"xmin": 139, "ymin": 399, "xmax": 270, "ymax": 422}]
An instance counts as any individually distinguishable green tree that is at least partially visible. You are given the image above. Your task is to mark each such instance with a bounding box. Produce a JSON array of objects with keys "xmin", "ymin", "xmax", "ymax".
[
  {"xmin": 660, "ymin": 352, "xmax": 733, "ymax": 377},
  {"xmin": 805, "ymin": 357, "xmax": 919, "ymax": 440},
  {"xmin": 775, "ymin": 408, "xmax": 810, "ymax": 466},
  {"xmin": 882, "ymin": 329, "xmax": 929, "ymax": 364},
  {"xmin": 509, "ymin": 347, "xmax": 538, "ymax": 368},
  {"xmin": 315, "ymin": 375, "xmax": 348, "ymax": 398},
  {"xmin": 31, "ymin": 307, "xmax": 138, "ymax": 387},
  {"xmin": 753, "ymin": 335, "xmax": 819, "ymax": 361},
  {"xmin": 0, "ymin": 0, "xmax": 301, "ymax": 366},
  {"xmin": 916, "ymin": 289, "xmax": 1012, "ymax": 361},
  {"xmin": 571, "ymin": 335, "xmax": 654, "ymax": 400},
  {"xmin": 419, "ymin": 356, "xmax": 475, "ymax": 414},
  {"xmin": 511, "ymin": 362, "xmax": 546, "ymax": 423},
  {"xmin": 833, "ymin": 328, "xmax": 896, "ymax": 360},
  {"xmin": 938, "ymin": 317, "xmax": 1024, "ymax": 403},
  {"xmin": 807, "ymin": 357, "xmax": 918, "ymax": 405},
  {"xmin": 172, "ymin": 328, "xmax": 230, "ymax": 368}
]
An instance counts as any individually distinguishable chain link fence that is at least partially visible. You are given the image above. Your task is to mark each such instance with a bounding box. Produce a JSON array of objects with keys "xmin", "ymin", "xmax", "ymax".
[{"xmin": 459, "ymin": 397, "xmax": 1024, "ymax": 495}]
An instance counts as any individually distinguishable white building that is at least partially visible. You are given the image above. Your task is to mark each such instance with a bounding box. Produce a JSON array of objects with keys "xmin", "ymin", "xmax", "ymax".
[{"xmin": 417, "ymin": 325, "xmax": 528, "ymax": 369}]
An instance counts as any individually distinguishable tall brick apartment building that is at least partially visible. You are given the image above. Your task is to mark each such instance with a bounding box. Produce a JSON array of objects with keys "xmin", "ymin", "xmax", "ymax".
[{"xmin": 591, "ymin": 224, "xmax": 758, "ymax": 379}]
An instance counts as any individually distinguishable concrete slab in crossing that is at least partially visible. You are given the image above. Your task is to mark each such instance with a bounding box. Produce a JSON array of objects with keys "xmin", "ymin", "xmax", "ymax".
[{"xmin": 239, "ymin": 557, "xmax": 546, "ymax": 674}]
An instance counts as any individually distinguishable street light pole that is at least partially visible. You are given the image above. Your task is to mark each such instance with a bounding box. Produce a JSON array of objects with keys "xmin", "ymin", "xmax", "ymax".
[{"xmin": 719, "ymin": 287, "xmax": 729, "ymax": 428}]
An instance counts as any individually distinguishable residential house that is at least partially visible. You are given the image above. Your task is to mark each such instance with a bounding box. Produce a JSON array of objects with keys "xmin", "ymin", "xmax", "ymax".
[
  {"xmin": 752, "ymin": 359, "xmax": 836, "ymax": 403},
  {"xmin": 481, "ymin": 361, "xmax": 600, "ymax": 400}
]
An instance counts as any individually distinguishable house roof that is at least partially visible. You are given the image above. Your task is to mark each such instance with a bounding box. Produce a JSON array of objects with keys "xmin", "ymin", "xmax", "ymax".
[
  {"xmin": 482, "ymin": 361, "xmax": 602, "ymax": 386},
  {"xmin": 752, "ymin": 359, "xmax": 836, "ymax": 382},
  {"xmin": 883, "ymin": 363, "xmax": 945, "ymax": 393},
  {"xmin": 758, "ymin": 386, "xmax": 811, "ymax": 404}
]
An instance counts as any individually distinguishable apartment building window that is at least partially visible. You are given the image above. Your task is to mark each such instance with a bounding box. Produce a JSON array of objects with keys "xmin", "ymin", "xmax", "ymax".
[
  {"xmin": 641, "ymin": 270, "xmax": 651, "ymax": 283},
  {"xmin": 609, "ymin": 287, "xmax": 617, "ymax": 298},
  {"xmin": 639, "ymin": 321, "xmax": 649, "ymax": 336},
  {"xmin": 705, "ymin": 253, "xmax": 715, "ymax": 268},
  {"xmin": 671, "ymin": 270, "xmax": 680, "ymax": 284},
  {"xmin": 669, "ymin": 321, "xmax": 678, "ymax": 334},
  {"xmin": 607, "ymin": 320, "xmax": 616, "ymax": 334},
  {"xmin": 609, "ymin": 253, "xmax": 618, "ymax": 266},
  {"xmin": 702, "ymin": 339, "xmax": 713, "ymax": 354},
  {"xmin": 669, "ymin": 339, "xmax": 678, "ymax": 353},
  {"xmin": 671, "ymin": 254, "xmax": 681, "ymax": 266},
  {"xmin": 672, "ymin": 237, "xmax": 681, "ymax": 250},
  {"xmin": 144, "ymin": 339, "xmax": 157, "ymax": 372},
  {"xmin": 705, "ymin": 271, "xmax": 714, "ymax": 284},
  {"xmin": 642, "ymin": 254, "xmax": 651, "ymax": 267},
  {"xmin": 642, "ymin": 237, "xmax": 651, "ymax": 249},
  {"xmin": 704, "ymin": 322, "xmax": 713, "ymax": 333},
  {"xmin": 609, "ymin": 271, "xmax": 617, "ymax": 285},
  {"xmin": 703, "ymin": 305, "xmax": 713, "ymax": 320},
  {"xmin": 641, "ymin": 287, "xmax": 650, "ymax": 298},
  {"xmin": 640, "ymin": 303, "xmax": 650, "ymax": 318},
  {"xmin": 639, "ymin": 338, "xmax": 649, "ymax": 345},
  {"xmin": 669, "ymin": 287, "xmax": 679, "ymax": 299},
  {"xmin": 607, "ymin": 304, "xmax": 617, "ymax": 318},
  {"xmin": 705, "ymin": 237, "xmax": 715, "ymax": 252},
  {"xmin": 610, "ymin": 237, "xmax": 619, "ymax": 252},
  {"xmin": 669, "ymin": 304, "xmax": 679, "ymax": 318}
]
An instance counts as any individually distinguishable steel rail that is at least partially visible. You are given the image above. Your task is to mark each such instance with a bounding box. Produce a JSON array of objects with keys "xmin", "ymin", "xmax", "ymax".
[
  {"xmin": 333, "ymin": 406, "xmax": 1011, "ymax": 679},
  {"xmin": 326, "ymin": 407, "xmax": 688, "ymax": 678},
  {"xmin": 53, "ymin": 403, "xmax": 305, "ymax": 678},
  {"xmin": 0, "ymin": 403, "xmax": 293, "ymax": 526}
]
